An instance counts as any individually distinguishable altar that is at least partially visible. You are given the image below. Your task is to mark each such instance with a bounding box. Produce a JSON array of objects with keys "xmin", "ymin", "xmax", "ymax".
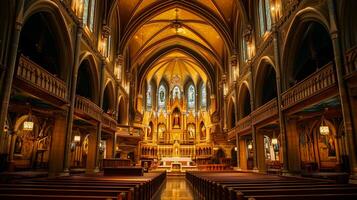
[{"xmin": 158, "ymin": 157, "xmax": 197, "ymax": 172}]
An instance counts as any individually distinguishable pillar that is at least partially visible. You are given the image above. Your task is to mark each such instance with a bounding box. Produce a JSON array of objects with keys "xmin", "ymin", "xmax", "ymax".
[
  {"xmin": 86, "ymin": 128, "xmax": 97, "ymax": 174},
  {"xmin": 49, "ymin": 112, "xmax": 68, "ymax": 177},
  {"xmin": 285, "ymin": 117, "xmax": 301, "ymax": 173},
  {"xmin": 63, "ymin": 24, "xmax": 83, "ymax": 173},
  {"xmin": 0, "ymin": 0, "xmax": 24, "ymax": 156},
  {"xmin": 235, "ymin": 132, "xmax": 241, "ymax": 169},
  {"xmin": 256, "ymin": 130, "xmax": 266, "ymax": 172},
  {"xmin": 239, "ymin": 138, "xmax": 247, "ymax": 170},
  {"xmin": 327, "ymin": 0, "xmax": 357, "ymax": 178}
]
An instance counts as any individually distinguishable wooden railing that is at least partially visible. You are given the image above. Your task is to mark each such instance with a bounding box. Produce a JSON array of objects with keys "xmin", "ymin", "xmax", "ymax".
[
  {"xmin": 251, "ymin": 98, "xmax": 278, "ymax": 125},
  {"xmin": 345, "ymin": 45, "xmax": 357, "ymax": 74},
  {"xmin": 16, "ymin": 55, "xmax": 67, "ymax": 101},
  {"xmin": 102, "ymin": 113, "xmax": 117, "ymax": 131},
  {"xmin": 74, "ymin": 95, "xmax": 102, "ymax": 121},
  {"xmin": 282, "ymin": 62, "xmax": 336, "ymax": 109}
]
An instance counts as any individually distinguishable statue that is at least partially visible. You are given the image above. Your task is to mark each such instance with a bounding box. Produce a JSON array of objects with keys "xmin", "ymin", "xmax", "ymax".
[{"xmin": 173, "ymin": 108, "xmax": 180, "ymax": 128}]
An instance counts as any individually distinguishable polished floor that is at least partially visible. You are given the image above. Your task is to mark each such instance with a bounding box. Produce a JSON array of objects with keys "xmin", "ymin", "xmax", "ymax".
[{"xmin": 155, "ymin": 176, "xmax": 196, "ymax": 200}]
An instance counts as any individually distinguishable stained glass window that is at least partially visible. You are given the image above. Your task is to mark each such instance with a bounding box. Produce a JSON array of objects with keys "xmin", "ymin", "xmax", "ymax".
[
  {"xmin": 258, "ymin": 0, "xmax": 272, "ymax": 36},
  {"xmin": 201, "ymin": 84, "xmax": 207, "ymax": 108},
  {"xmin": 158, "ymin": 84, "xmax": 166, "ymax": 109},
  {"xmin": 173, "ymin": 86, "xmax": 181, "ymax": 99},
  {"xmin": 82, "ymin": 0, "xmax": 95, "ymax": 32},
  {"xmin": 188, "ymin": 84, "xmax": 195, "ymax": 110},
  {"xmin": 146, "ymin": 84, "xmax": 152, "ymax": 109}
]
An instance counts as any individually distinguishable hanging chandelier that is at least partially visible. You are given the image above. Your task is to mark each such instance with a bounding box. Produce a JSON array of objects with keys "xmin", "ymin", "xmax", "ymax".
[{"xmin": 319, "ymin": 115, "xmax": 330, "ymax": 136}]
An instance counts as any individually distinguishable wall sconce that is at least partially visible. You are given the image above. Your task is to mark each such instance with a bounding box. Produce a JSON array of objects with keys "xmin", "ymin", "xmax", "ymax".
[
  {"xmin": 234, "ymin": 147, "xmax": 238, "ymax": 151},
  {"xmin": 74, "ymin": 135, "xmax": 81, "ymax": 143},
  {"xmin": 319, "ymin": 115, "xmax": 330, "ymax": 136}
]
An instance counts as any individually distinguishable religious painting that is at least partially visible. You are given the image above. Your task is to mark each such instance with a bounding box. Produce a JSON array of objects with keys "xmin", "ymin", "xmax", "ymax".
[{"xmin": 158, "ymin": 123, "xmax": 166, "ymax": 139}]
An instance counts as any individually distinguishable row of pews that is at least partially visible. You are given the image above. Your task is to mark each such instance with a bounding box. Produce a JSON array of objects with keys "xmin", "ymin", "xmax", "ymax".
[
  {"xmin": 186, "ymin": 171, "xmax": 357, "ymax": 200},
  {"xmin": 0, "ymin": 171, "xmax": 166, "ymax": 200}
]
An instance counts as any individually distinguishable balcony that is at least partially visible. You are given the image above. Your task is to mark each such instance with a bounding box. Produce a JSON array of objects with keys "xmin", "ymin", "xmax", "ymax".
[
  {"xmin": 74, "ymin": 95, "xmax": 102, "ymax": 121},
  {"xmin": 282, "ymin": 62, "xmax": 337, "ymax": 110},
  {"xmin": 251, "ymin": 98, "xmax": 278, "ymax": 125},
  {"xmin": 102, "ymin": 113, "xmax": 117, "ymax": 132},
  {"xmin": 15, "ymin": 55, "xmax": 67, "ymax": 102}
]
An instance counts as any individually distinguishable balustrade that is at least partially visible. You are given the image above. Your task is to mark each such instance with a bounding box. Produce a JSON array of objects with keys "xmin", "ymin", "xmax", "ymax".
[
  {"xmin": 282, "ymin": 62, "xmax": 336, "ymax": 109},
  {"xmin": 74, "ymin": 95, "xmax": 103, "ymax": 121},
  {"xmin": 251, "ymin": 98, "xmax": 278, "ymax": 125},
  {"xmin": 16, "ymin": 55, "xmax": 67, "ymax": 101},
  {"xmin": 102, "ymin": 113, "xmax": 117, "ymax": 131}
]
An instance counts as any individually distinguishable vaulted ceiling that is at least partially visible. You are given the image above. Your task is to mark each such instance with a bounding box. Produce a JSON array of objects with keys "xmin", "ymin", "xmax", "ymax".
[{"xmin": 109, "ymin": 0, "xmax": 245, "ymax": 87}]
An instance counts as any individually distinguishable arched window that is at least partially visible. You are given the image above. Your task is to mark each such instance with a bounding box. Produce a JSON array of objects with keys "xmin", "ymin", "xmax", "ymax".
[
  {"xmin": 158, "ymin": 84, "xmax": 166, "ymax": 109},
  {"xmin": 258, "ymin": 0, "xmax": 271, "ymax": 36},
  {"xmin": 187, "ymin": 84, "xmax": 195, "ymax": 110},
  {"xmin": 242, "ymin": 38, "xmax": 249, "ymax": 62},
  {"xmin": 172, "ymin": 86, "xmax": 181, "ymax": 99},
  {"xmin": 201, "ymin": 83, "xmax": 207, "ymax": 108},
  {"xmin": 83, "ymin": 0, "xmax": 96, "ymax": 32},
  {"xmin": 146, "ymin": 83, "xmax": 152, "ymax": 110}
]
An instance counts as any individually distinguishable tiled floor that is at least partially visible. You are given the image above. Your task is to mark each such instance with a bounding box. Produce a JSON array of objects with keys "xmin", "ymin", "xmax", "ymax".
[{"xmin": 155, "ymin": 176, "xmax": 196, "ymax": 200}]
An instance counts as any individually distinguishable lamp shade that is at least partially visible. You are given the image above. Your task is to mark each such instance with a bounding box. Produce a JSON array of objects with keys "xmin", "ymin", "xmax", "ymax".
[
  {"xmin": 319, "ymin": 125, "xmax": 330, "ymax": 135},
  {"xmin": 23, "ymin": 121, "xmax": 34, "ymax": 131},
  {"xmin": 248, "ymin": 144, "xmax": 253, "ymax": 150},
  {"xmin": 271, "ymin": 138, "xmax": 278, "ymax": 145},
  {"xmin": 74, "ymin": 135, "xmax": 81, "ymax": 142}
]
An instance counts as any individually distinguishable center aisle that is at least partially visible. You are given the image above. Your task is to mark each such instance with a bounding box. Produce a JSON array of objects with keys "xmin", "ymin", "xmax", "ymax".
[{"xmin": 155, "ymin": 175, "xmax": 196, "ymax": 200}]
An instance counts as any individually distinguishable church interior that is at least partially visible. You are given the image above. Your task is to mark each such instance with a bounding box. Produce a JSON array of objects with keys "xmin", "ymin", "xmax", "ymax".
[{"xmin": 0, "ymin": 0, "xmax": 357, "ymax": 199}]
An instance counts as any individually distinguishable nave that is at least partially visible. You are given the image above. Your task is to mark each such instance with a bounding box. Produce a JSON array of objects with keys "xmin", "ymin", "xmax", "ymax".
[{"xmin": 1, "ymin": 0, "xmax": 357, "ymax": 199}]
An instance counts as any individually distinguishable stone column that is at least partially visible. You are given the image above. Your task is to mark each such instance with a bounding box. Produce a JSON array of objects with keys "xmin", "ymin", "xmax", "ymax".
[
  {"xmin": 0, "ymin": 0, "xmax": 24, "ymax": 155},
  {"xmin": 49, "ymin": 112, "xmax": 68, "ymax": 177},
  {"xmin": 327, "ymin": 0, "xmax": 357, "ymax": 178},
  {"xmin": 235, "ymin": 132, "xmax": 241, "ymax": 169},
  {"xmin": 256, "ymin": 130, "xmax": 266, "ymax": 172},
  {"xmin": 86, "ymin": 128, "xmax": 97, "ymax": 174},
  {"xmin": 271, "ymin": 20, "xmax": 289, "ymax": 173},
  {"xmin": 63, "ymin": 24, "xmax": 83, "ymax": 173},
  {"xmin": 285, "ymin": 117, "xmax": 301, "ymax": 173},
  {"xmin": 95, "ymin": 57, "xmax": 106, "ymax": 172}
]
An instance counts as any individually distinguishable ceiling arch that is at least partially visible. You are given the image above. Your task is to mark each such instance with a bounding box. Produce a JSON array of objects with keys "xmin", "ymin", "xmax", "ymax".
[
  {"xmin": 137, "ymin": 45, "xmax": 216, "ymax": 95},
  {"xmin": 118, "ymin": 0, "xmax": 237, "ymax": 55}
]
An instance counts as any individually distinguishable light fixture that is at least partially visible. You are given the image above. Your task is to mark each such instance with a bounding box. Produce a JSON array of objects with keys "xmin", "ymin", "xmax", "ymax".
[
  {"xmin": 234, "ymin": 147, "xmax": 238, "ymax": 151},
  {"xmin": 247, "ymin": 143, "xmax": 253, "ymax": 150},
  {"xmin": 23, "ymin": 106, "xmax": 34, "ymax": 131},
  {"xmin": 271, "ymin": 138, "xmax": 278, "ymax": 145},
  {"xmin": 74, "ymin": 135, "xmax": 81, "ymax": 142},
  {"xmin": 172, "ymin": 8, "xmax": 184, "ymax": 34},
  {"xmin": 319, "ymin": 115, "xmax": 330, "ymax": 136}
]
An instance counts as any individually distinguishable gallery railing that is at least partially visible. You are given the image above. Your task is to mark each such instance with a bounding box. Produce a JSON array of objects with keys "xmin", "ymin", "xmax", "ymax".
[
  {"xmin": 16, "ymin": 55, "xmax": 67, "ymax": 101},
  {"xmin": 74, "ymin": 95, "xmax": 102, "ymax": 121},
  {"xmin": 102, "ymin": 113, "xmax": 117, "ymax": 131},
  {"xmin": 251, "ymin": 98, "xmax": 278, "ymax": 125},
  {"xmin": 282, "ymin": 62, "xmax": 336, "ymax": 109}
]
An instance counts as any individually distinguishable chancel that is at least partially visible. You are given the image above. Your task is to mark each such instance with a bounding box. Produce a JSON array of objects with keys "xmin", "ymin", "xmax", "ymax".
[{"xmin": 0, "ymin": 0, "xmax": 357, "ymax": 200}]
